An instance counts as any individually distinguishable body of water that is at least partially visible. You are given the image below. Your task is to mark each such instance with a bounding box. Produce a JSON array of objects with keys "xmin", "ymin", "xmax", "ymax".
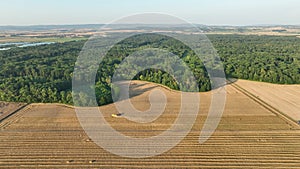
[{"xmin": 0, "ymin": 42, "xmax": 55, "ymax": 51}]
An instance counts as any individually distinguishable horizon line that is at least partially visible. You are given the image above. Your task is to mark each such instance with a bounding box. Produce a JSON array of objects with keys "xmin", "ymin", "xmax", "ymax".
[{"xmin": 0, "ymin": 23, "xmax": 299, "ymax": 27}]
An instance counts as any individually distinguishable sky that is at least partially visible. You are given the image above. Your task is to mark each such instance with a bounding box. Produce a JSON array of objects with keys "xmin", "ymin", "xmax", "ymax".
[{"xmin": 0, "ymin": 0, "xmax": 299, "ymax": 26}]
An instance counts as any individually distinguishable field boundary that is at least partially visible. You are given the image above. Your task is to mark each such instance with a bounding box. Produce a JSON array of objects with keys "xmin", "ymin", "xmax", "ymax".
[
  {"xmin": 228, "ymin": 79, "xmax": 299, "ymax": 128},
  {"xmin": 0, "ymin": 103, "xmax": 29, "ymax": 123}
]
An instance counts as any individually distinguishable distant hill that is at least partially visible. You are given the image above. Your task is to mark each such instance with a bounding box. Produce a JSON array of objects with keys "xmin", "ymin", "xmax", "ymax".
[{"xmin": 0, "ymin": 24, "xmax": 105, "ymax": 31}]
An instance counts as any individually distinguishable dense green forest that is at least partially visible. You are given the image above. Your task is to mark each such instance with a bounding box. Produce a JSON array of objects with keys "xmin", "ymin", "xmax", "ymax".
[
  {"xmin": 211, "ymin": 35, "xmax": 300, "ymax": 83},
  {"xmin": 0, "ymin": 34, "xmax": 299, "ymax": 105}
]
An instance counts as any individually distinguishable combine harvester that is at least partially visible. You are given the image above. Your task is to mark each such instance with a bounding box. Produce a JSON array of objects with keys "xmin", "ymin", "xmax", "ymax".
[{"xmin": 111, "ymin": 113, "xmax": 124, "ymax": 118}]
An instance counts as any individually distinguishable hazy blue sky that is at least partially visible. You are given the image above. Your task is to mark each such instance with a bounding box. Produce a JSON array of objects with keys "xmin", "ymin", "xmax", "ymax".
[{"xmin": 0, "ymin": 0, "xmax": 299, "ymax": 26}]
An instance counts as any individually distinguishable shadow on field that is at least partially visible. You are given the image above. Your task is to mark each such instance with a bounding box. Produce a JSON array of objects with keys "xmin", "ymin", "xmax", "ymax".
[{"xmin": 114, "ymin": 81, "xmax": 160, "ymax": 102}]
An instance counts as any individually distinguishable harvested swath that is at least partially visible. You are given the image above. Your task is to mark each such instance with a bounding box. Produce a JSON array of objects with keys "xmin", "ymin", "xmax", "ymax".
[{"xmin": 0, "ymin": 81, "xmax": 299, "ymax": 168}]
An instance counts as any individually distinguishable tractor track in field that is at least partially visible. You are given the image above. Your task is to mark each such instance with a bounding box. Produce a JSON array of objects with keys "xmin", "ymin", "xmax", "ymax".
[
  {"xmin": 0, "ymin": 103, "xmax": 29, "ymax": 125},
  {"xmin": 228, "ymin": 79, "xmax": 299, "ymax": 128}
]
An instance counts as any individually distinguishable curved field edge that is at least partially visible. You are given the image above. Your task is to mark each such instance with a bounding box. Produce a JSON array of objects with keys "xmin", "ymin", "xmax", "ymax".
[{"xmin": 0, "ymin": 80, "xmax": 300, "ymax": 168}]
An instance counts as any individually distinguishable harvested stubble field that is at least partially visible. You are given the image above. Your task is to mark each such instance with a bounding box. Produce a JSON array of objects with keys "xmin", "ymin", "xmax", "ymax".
[
  {"xmin": 234, "ymin": 79, "xmax": 300, "ymax": 121},
  {"xmin": 0, "ymin": 102, "xmax": 27, "ymax": 122},
  {"xmin": 0, "ymin": 80, "xmax": 300, "ymax": 168}
]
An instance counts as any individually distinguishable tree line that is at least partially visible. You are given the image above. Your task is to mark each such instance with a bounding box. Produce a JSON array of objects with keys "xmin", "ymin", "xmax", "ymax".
[{"xmin": 0, "ymin": 34, "xmax": 299, "ymax": 105}]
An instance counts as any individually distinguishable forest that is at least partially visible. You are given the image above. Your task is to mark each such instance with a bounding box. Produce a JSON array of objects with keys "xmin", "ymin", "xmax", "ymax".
[{"xmin": 0, "ymin": 34, "xmax": 299, "ymax": 105}]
